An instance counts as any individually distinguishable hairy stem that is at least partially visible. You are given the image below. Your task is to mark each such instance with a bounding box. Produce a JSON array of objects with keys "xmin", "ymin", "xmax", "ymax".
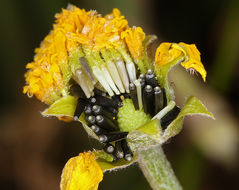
[{"xmin": 138, "ymin": 146, "xmax": 182, "ymax": 190}]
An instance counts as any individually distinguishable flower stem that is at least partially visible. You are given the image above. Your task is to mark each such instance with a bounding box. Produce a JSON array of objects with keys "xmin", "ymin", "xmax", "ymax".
[{"xmin": 138, "ymin": 146, "xmax": 182, "ymax": 190}]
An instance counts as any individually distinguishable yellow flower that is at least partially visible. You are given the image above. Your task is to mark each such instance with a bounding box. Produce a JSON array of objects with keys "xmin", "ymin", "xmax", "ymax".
[
  {"xmin": 60, "ymin": 153, "xmax": 103, "ymax": 190},
  {"xmin": 121, "ymin": 26, "xmax": 145, "ymax": 59},
  {"xmin": 155, "ymin": 42, "xmax": 207, "ymax": 81}
]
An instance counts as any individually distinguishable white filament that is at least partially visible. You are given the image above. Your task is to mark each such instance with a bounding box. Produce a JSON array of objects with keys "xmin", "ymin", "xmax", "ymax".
[
  {"xmin": 126, "ymin": 62, "xmax": 136, "ymax": 83},
  {"xmin": 92, "ymin": 66, "xmax": 114, "ymax": 96},
  {"xmin": 115, "ymin": 59, "xmax": 130, "ymax": 93},
  {"xmin": 134, "ymin": 79, "xmax": 143, "ymax": 110},
  {"xmin": 107, "ymin": 61, "xmax": 125, "ymax": 93},
  {"xmin": 101, "ymin": 66, "xmax": 120, "ymax": 95},
  {"xmin": 74, "ymin": 69, "xmax": 92, "ymax": 98},
  {"xmin": 152, "ymin": 101, "xmax": 176, "ymax": 120}
]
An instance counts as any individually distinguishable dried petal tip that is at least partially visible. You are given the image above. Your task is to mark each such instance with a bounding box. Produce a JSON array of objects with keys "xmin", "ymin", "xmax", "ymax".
[
  {"xmin": 60, "ymin": 153, "xmax": 103, "ymax": 190},
  {"xmin": 177, "ymin": 42, "xmax": 207, "ymax": 82}
]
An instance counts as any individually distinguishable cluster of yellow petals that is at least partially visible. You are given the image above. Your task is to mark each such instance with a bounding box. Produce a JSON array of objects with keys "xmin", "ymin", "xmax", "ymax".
[
  {"xmin": 24, "ymin": 5, "xmax": 146, "ymax": 104},
  {"xmin": 121, "ymin": 26, "xmax": 145, "ymax": 59},
  {"xmin": 155, "ymin": 42, "xmax": 207, "ymax": 81},
  {"xmin": 155, "ymin": 43, "xmax": 182, "ymax": 67},
  {"xmin": 23, "ymin": 30, "xmax": 66, "ymax": 104},
  {"xmin": 60, "ymin": 153, "xmax": 103, "ymax": 190},
  {"xmin": 23, "ymin": 6, "xmax": 90, "ymax": 104},
  {"xmin": 67, "ymin": 8, "xmax": 129, "ymax": 50}
]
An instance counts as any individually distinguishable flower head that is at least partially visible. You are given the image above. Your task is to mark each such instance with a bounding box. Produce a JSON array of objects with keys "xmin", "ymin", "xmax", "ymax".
[{"xmin": 24, "ymin": 5, "xmax": 213, "ymax": 190}]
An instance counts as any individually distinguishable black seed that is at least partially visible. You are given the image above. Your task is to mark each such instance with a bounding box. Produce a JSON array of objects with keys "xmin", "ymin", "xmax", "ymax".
[
  {"xmin": 160, "ymin": 106, "xmax": 181, "ymax": 129},
  {"xmin": 99, "ymin": 134, "xmax": 108, "ymax": 143},
  {"xmin": 91, "ymin": 124, "xmax": 108, "ymax": 135},
  {"xmin": 154, "ymin": 86, "xmax": 164, "ymax": 115},
  {"xmin": 92, "ymin": 105, "xmax": 117, "ymax": 119},
  {"xmin": 112, "ymin": 95, "xmax": 123, "ymax": 107},
  {"xmin": 121, "ymin": 139, "xmax": 133, "ymax": 162},
  {"xmin": 70, "ymin": 84, "xmax": 87, "ymax": 99},
  {"xmin": 162, "ymin": 88, "xmax": 167, "ymax": 108},
  {"xmin": 121, "ymin": 93, "xmax": 130, "ymax": 99},
  {"xmin": 84, "ymin": 104, "xmax": 93, "ymax": 115},
  {"xmin": 103, "ymin": 143, "xmax": 115, "ymax": 154},
  {"xmin": 94, "ymin": 88, "xmax": 107, "ymax": 97},
  {"xmin": 98, "ymin": 132, "xmax": 128, "ymax": 143},
  {"xmin": 114, "ymin": 141, "xmax": 124, "ymax": 159},
  {"xmin": 105, "ymin": 107, "xmax": 118, "ymax": 115},
  {"xmin": 85, "ymin": 115, "xmax": 96, "ymax": 125},
  {"xmin": 139, "ymin": 78, "xmax": 146, "ymax": 89},
  {"xmin": 143, "ymin": 85, "xmax": 154, "ymax": 116},
  {"xmin": 145, "ymin": 69, "xmax": 158, "ymax": 87},
  {"xmin": 129, "ymin": 83, "xmax": 139, "ymax": 110},
  {"xmin": 91, "ymin": 95, "xmax": 120, "ymax": 108},
  {"xmin": 139, "ymin": 73, "xmax": 145, "ymax": 80},
  {"xmin": 74, "ymin": 98, "xmax": 87, "ymax": 121},
  {"xmin": 89, "ymin": 97, "xmax": 97, "ymax": 104},
  {"xmin": 96, "ymin": 115, "xmax": 118, "ymax": 131}
]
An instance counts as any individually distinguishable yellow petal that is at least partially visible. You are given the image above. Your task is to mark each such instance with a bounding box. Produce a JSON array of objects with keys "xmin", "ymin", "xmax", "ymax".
[
  {"xmin": 121, "ymin": 26, "xmax": 145, "ymax": 59},
  {"xmin": 177, "ymin": 42, "xmax": 207, "ymax": 81},
  {"xmin": 155, "ymin": 42, "xmax": 207, "ymax": 82},
  {"xmin": 60, "ymin": 153, "xmax": 103, "ymax": 190},
  {"xmin": 155, "ymin": 42, "xmax": 182, "ymax": 67}
]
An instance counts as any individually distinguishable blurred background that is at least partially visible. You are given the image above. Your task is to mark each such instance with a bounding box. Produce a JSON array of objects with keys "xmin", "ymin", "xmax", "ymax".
[{"xmin": 0, "ymin": 0, "xmax": 239, "ymax": 189}]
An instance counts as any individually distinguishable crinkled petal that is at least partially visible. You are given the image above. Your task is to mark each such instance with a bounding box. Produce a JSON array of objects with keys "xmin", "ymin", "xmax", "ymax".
[
  {"xmin": 155, "ymin": 42, "xmax": 207, "ymax": 81},
  {"xmin": 60, "ymin": 153, "xmax": 103, "ymax": 190}
]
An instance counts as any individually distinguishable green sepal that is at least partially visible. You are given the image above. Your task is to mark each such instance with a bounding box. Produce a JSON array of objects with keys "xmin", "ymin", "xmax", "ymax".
[
  {"xmin": 127, "ymin": 119, "xmax": 163, "ymax": 152},
  {"xmin": 155, "ymin": 55, "xmax": 184, "ymax": 103},
  {"xmin": 94, "ymin": 150, "xmax": 114, "ymax": 162},
  {"xmin": 94, "ymin": 150, "xmax": 138, "ymax": 172},
  {"xmin": 42, "ymin": 95, "xmax": 77, "ymax": 117},
  {"xmin": 41, "ymin": 95, "xmax": 98, "ymax": 139},
  {"xmin": 162, "ymin": 96, "xmax": 215, "ymax": 142}
]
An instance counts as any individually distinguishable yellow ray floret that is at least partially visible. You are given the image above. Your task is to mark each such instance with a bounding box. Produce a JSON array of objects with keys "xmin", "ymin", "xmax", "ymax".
[
  {"xmin": 174, "ymin": 42, "xmax": 207, "ymax": 81},
  {"xmin": 60, "ymin": 153, "xmax": 103, "ymax": 190},
  {"xmin": 67, "ymin": 8, "xmax": 128, "ymax": 50},
  {"xmin": 121, "ymin": 26, "xmax": 145, "ymax": 59},
  {"xmin": 155, "ymin": 42, "xmax": 207, "ymax": 81},
  {"xmin": 23, "ymin": 30, "xmax": 66, "ymax": 104},
  {"xmin": 155, "ymin": 43, "xmax": 182, "ymax": 67}
]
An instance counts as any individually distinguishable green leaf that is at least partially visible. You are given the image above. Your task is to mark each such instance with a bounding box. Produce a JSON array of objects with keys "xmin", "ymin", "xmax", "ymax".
[
  {"xmin": 162, "ymin": 96, "xmax": 215, "ymax": 142},
  {"xmin": 42, "ymin": 95, "xmax": 98, "ymax": 139},
  {"xmin": 127, "ymin": 119, "xmax": 163, "ymax": 152},
  {"xmin": 42, "ymin": 95, "xmax": 77, "ymax": 117},
  {"xmin": 156, "ymin": 55, "xmax": 184, "ymax": 102},
  {"xmin": 94, "ymin": 150, "xmax": 114, "ymax": 162},
  {"xmin": 94, "ymin": 150, "xmax": 138, "ymax": 172}
]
